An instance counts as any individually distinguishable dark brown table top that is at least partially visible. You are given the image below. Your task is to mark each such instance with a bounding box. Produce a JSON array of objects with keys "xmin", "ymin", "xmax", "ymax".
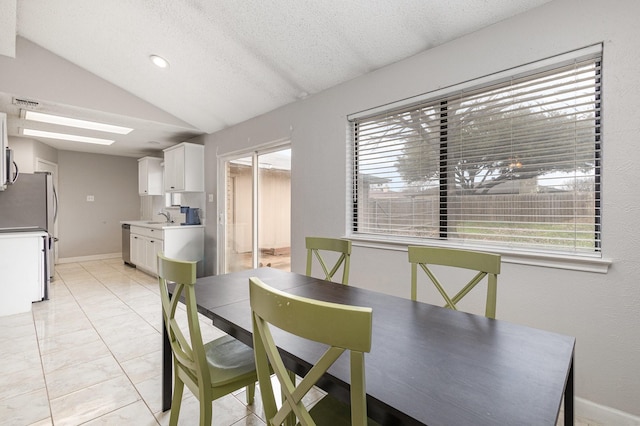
[{"xmin": 181, "ymin": 267, "xmax": 574, "ymax": 425}]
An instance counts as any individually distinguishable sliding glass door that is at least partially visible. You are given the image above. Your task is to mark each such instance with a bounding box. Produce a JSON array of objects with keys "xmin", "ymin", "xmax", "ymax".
[{"xmin": 221, "ymin": 145, "xmax": 291, "ymax": 273}]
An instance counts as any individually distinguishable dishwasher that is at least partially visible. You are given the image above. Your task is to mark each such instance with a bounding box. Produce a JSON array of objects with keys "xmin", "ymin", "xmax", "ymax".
[{"xmin": 122, "ymin": 223, "xmax": 133, "ymax": 266}]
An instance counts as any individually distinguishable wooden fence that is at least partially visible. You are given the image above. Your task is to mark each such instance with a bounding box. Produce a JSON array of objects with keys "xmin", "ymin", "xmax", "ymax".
[{"xmin": 360, "ymin": 192, "xmax": 595, "ymax": 232}]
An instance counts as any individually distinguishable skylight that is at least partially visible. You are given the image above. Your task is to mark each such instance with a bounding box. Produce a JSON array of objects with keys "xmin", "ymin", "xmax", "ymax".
[
  {"xmin": 24, "ymin": 111, "xmax": 133, "ymax": 134},
  {"xmin": 22, "ymin": 129, "xmax": 114, "ymax": 145}
]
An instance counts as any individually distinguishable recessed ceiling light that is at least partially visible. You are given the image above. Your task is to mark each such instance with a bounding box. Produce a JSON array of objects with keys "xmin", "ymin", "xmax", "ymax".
[
  {"xmin": 22, "ymin": 128, "xmax": 114, "ymax": 145},
  {"xmin": 24, "ymin": 111, "xmax": 133, "ymax": 134},
  {"xmin": 150, "ymin": 54, "xmax": 170, "ymax": 69}
]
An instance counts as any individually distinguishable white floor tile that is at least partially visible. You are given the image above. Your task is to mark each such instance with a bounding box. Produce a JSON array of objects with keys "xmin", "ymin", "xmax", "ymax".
[
  {"xmin": 120, "ymin": 350, "xmax": 163, "ymax": 384},
  {"xmin": 41, "ymin": 338, "xmax": 111, "ymax": 374},
  {"xmin": 81, "ymin": 400, "xmax": 159, "ymax": 425},
  {"xmin": 0, "ymin": 365, "xmax": 46, "ymax": 401},
  {"xmin": 45, "ymin": 354, "xmax": 123, "ymax": 399},
  {"xmin": 0, "ymin": 387, "xmax": 51, "ymax": 426},
  {"xmin": 37, "ymin": 327, "xmax": 102, "ymax": 356},
  {"xmin": 50, "ymin": 375, "xmax": 140, "ymax": 426}
]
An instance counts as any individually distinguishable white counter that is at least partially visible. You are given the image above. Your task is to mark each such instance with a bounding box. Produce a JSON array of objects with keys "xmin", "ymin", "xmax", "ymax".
[
  {"xmin": 121, "ymin": 220, "xmax": 205, "ymax": 230},
  {"xmin": 121, "ymin": 220, "xmax": 205, "ymax": 277},
  {"xmin": 0, "ymin": 230, "xmax": 47, "ymax": 316}
]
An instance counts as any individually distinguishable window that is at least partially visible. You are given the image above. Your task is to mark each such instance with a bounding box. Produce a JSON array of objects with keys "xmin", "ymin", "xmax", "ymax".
[{"xmin": 350, "ymin": 46, "xmax": 602, "ymax": 256}]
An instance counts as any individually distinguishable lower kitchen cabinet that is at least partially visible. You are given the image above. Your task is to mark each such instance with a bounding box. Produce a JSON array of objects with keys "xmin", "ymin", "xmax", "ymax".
[
  {"xmin": 128, "ymin": 224, "xmax": 204, "ymax": 276},
  {"xmin": 0, "ymin": 231, "xmax": 47, "ymax": 316},
  {"xmin": 130, "ymin": 232, "xmax": 162, "ymax": 275}
]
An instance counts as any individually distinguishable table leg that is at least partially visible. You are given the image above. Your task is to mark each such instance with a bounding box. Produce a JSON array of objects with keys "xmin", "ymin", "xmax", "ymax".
[
  {"xmin": 162, "ymin": 314, "xmax": 172, "ymax": 412},
  {"xmin": 564, "ymin": 356, "xmax": 574, "ymax": 426}
]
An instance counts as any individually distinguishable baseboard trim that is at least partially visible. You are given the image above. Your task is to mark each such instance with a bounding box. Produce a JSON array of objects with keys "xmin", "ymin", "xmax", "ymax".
[
  {"xmin": 576, "ymin": 397, "xmax": 640, "ymax": 425},
  {"xmin": 57, "ymin": 253, "xmax": 122, "ymax": 264}
]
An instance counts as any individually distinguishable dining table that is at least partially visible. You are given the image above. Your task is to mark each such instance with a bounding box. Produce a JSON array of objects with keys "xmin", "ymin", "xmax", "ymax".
[{"xmin": 162, "ymin": 267, "xmax": 575, "ymax": 425}]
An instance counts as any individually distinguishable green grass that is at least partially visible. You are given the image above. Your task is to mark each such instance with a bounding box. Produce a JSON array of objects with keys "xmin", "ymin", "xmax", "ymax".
[{"xmin": 453, "ymin": 221, "xmax": 598, "ymax": 249}]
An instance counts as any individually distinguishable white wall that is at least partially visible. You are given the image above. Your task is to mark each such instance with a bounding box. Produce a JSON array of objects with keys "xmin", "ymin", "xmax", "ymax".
[{"xmin": 202, "ymin": 0, "xmax": 640, "ymax": 421}]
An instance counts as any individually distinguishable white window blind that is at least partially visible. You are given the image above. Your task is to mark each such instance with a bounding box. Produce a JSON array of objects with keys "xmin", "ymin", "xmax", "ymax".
[{"xmin": 351, "ymin": 47, "xmax": 602, "ymax": 255}]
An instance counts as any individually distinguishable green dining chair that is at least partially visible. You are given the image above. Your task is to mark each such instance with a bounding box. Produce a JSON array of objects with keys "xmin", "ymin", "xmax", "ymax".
[
  {"xmin": 305, "ymin": 236, "xmax": 352, "ymax": 284},
  {"xmin": 407, "ymin": 246, "xmax": 501, "ymax": 319},
  {"xmin": 157, "ymin": 253, "xmax": 257, "ymax": 426},
  {"xmin": 249, "ymin": 276, "xmax": 377, "ymax": 426}
]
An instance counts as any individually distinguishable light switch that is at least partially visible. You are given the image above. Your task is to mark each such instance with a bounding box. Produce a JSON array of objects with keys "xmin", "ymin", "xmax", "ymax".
[
  {"xmin": 208, "ymin": 193, "xmax": 214, "ymax": 202},
  {"xmin": 87, "ymin": 195, "xmax": 95, "ymax": 202}
]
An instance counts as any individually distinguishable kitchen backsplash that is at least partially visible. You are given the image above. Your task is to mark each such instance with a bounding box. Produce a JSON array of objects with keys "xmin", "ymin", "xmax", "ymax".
[{"xmin": 140, "ymin": 192, "xmax": 205, "ymax": 224}]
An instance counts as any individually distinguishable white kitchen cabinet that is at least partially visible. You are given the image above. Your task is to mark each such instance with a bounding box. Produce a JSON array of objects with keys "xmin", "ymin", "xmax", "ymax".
[
  {"xmin": 0, "ymin": 231, "xmax": 46, "ymax": 316},
  {"xmin": 163, "ymin": 142, "xmax": 204, "ymax": 192},
  {"xmin": 127, "ymin": 223, "xmax": 204, "ymax": 276},
  {"xmin": 130, "ymin": 233, "xmax": 150, "ymax": 270},
  {"xmin": 138, "ymin": 156, "xmax": 163, "ymax": 195},
  {"xmin": 130, "ymin": 233, "xmax": 141, "ymax": 266},
  {"xmin": 130, "ymin": 226, "xmax": 164, "ymax": 274}
]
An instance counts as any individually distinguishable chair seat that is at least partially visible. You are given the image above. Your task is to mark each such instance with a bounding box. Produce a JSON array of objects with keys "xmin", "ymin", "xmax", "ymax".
[
  {"xmin": 204, "ymin": 335, "xmax": 257, "ymax": 387},
  {"xmin": 308, "ymin": 394, "xmax": 380, "ymax": 426}
]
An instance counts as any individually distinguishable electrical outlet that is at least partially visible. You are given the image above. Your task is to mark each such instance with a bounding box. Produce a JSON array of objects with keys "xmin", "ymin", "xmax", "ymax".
[
  {"xmin": 208, "ymin": 193, "xmax": 214, "ymax": 202},
  {"xmin": 87, "ymin": 195, "xmax": 95, "ymax": 202}
]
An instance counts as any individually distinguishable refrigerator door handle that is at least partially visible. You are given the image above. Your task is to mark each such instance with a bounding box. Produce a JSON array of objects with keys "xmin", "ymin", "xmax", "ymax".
[
  {"xmin": 10, "ymin": 160, "xmax": 19, "ymax": 184},
  {"xmin": 53, "ymin": 185, "xmax": 59, "ymax": 221}
]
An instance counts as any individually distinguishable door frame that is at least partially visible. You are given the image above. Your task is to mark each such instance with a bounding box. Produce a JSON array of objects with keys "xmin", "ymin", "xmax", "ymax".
[{"xmin": 216, "ymin": 139, "xmax": 290, "ymax": 274}]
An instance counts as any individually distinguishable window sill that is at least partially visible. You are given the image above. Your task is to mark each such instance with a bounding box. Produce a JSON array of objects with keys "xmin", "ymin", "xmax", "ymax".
[{"xmin": 347, "ymin": 235, "xmax": 612, "ymax": 274}]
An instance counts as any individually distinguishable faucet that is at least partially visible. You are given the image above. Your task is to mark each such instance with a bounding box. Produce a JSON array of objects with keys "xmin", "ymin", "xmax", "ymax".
[{"xmin": 158, "ymin": 211, "xmax": 171, "ymax": 223}]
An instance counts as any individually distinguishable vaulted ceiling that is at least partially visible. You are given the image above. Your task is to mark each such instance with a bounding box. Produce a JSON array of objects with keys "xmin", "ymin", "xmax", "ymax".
[{"xmin": 0, "ymin": 0, "xmax": 552, "ymax": 157}]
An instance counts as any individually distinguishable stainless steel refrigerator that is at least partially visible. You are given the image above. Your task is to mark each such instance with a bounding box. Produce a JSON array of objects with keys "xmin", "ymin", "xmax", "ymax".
[{"xmin": 0, "ymin": 172, "xmax": 58, "ymax": 282}]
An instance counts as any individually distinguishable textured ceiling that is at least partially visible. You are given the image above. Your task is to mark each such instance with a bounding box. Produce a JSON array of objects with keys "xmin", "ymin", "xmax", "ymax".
[{"xmin": 1, "ymin": 0, "xmax": 552, "ymax": 157}]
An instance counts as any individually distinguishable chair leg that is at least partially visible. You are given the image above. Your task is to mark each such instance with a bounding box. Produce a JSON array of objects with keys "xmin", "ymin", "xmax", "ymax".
[
  {"xmin": 199, "ymin": 396, "xmax": 212, "ymax": 426},
  {"xmin": 284, "ymin": 370, "xmax": 296, "ymax": 426},
  {"xmin": 169, "ymin": 374, "xmax": 184, "ymax": 426},
  {"xmin": 246, "ymin": 383, "xmax": 255, "ymax": 405}
]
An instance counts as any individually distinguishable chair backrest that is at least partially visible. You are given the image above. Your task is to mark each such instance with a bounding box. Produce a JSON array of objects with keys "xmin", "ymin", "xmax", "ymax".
[
  {"xmin": 249, "ymin": 277, "xmax": 372, "ymax": 426},
  {"xmin": 305, "ymin": 237, "xmax": 352, "ymax": 284},
  {"xmin": 157, "ymin": 253, "xmax": 210, "ymax": 390},
  {"xmin": 408, "ymin": 246, "xmax": 501, "ymax": 319}
]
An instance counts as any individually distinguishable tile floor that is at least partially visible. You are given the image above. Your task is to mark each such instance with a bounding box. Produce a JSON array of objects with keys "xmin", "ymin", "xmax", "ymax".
[
  {"xmin": 0, "ymin": 258, "xmax": 600, "ymax": 425},
  {"xmin": 0, "ymin": 258, "xmax": 285, "ymax": 425}
]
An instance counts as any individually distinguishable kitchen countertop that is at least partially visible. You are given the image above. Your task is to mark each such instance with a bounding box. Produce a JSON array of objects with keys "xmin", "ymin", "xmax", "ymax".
[
  {"xmin": 0, "ymin": 228, "xmax": 48, "ymax": 239},
  {"xmin": 0, "ymin": 226, "xmax": 47, "ymax": 234},
  {"xmin": 121, "ymin": 220, "xmax": 205, "ymax": 230}
]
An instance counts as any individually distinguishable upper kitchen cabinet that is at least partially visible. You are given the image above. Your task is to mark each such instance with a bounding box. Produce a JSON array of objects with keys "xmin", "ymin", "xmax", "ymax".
[
  {"xmin": 138, "ymin": 157, "xmax": 163, "ymax": 195},
  {"xmin": 163, "ymin": 142, "xmax": 204, "ymax": 192}
]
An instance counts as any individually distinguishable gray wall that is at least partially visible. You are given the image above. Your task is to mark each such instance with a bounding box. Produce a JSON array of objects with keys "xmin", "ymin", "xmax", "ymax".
[
  {"xmin": 57, "ymin": 151, "xmax": 139, "ymax": 258},
  {"xmin": 201, "ymin": 0, "xmax": 640, "ymax": 421},
  {"xmin": 8, "ymin": 138, "xmax": 139, "ymax": 258}
]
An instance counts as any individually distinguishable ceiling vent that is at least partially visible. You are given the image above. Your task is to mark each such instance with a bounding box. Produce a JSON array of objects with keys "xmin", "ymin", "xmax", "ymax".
[{"xmin": 12, "ymin": 97, "xmax": 40, "ymax": 110}]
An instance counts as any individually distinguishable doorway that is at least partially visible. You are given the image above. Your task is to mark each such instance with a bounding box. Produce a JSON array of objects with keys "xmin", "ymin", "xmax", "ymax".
[{"xmin": 220, "ymin": 145, "xmax": 291, "ymax": 273}]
